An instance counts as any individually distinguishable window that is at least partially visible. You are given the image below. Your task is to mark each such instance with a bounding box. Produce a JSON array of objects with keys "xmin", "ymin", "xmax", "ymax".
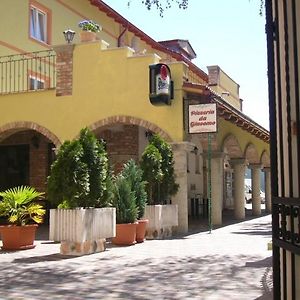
[
  {"xmin": 29, "ymin": 76, "xmax": 44, "ymax": 90},
  {"xmin": 30, "ymin": 7, "xmax": 47, "ymax": 42},
  {"xmin": 28, "ymin": 70, "xmax": 49, "ymax": 91},
  {"xmin": 29, "ymin": 1, "xmax": 51, "ymax": 44}
]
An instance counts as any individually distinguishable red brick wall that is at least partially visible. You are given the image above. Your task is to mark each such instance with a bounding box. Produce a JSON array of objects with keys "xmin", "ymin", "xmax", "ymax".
[
  {"xmin": 98, "ymin": 125, "xmax": 139, "ymax": 173},
  {"xmin": 55, "ymin": 44, "xmax": 74, "ymax": 96}
]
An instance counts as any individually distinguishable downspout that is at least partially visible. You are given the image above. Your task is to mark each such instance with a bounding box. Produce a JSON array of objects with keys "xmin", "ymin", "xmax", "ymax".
[{"xmin": 117, "ymin": 23, "xmax": 128, "ymax": 47}]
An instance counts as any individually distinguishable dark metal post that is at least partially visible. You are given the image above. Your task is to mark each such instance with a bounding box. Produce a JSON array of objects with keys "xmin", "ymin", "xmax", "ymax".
[
  {"xmin": 208, "ymin": 132, "xmax": 212, "ymax": 233},
  {"xmin": 265, "ymin": 0, "xmax": 281, "ymax": 298}
]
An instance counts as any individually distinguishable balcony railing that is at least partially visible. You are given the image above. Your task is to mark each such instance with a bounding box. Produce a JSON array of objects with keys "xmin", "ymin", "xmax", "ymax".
[{"xmin": 0, "ymin": 50, "xmax": 56, "ymax": 95}]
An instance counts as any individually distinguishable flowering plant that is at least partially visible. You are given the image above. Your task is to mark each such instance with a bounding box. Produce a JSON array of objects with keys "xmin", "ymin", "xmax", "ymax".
[{"xmin": 78, "ymin": 20, "xmax": 101, "ymax": 33}]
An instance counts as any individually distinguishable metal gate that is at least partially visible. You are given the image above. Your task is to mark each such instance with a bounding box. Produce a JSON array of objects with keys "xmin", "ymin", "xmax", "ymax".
[{"xmin": 266, "ymin": 0, "xmax": 300, "ymax": 299}]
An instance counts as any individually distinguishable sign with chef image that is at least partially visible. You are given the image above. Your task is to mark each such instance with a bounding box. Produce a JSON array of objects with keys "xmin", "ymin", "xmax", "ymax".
[{"xmin": 149, "ymin": 63, "xmax": 174, "ymax": 105}]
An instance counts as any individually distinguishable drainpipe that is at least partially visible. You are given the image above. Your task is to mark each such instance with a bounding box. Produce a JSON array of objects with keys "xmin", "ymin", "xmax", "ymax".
[{"xmin": 117, "ymin": 24, "xmax": 128, "ymax": 47}]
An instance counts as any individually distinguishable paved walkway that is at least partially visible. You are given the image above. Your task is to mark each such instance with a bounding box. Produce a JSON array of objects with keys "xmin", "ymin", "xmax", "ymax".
[{"xmin": 0, "ymin": 214, "xmax": 272, "ymax": 300}]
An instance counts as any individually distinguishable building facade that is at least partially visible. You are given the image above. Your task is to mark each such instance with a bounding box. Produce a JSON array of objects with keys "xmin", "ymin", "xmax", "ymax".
[{"xmin": 0, "ymin": 0, "xmax": 270, "ymax": 233}]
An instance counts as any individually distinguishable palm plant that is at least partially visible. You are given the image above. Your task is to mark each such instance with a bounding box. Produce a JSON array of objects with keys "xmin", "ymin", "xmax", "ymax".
[{"xmin": 0, "ymin": 186, "xmax": 45, "ymax": 226}]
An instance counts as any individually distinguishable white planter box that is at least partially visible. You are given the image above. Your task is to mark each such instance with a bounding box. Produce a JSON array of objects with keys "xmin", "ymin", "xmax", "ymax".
[
  {"xmin": 49, "ymin": 207, "xmax": 116, "ymax": 255},
  {"xmin": 144, "ymin": 204, "xmax": 178, "ymax": 239}
]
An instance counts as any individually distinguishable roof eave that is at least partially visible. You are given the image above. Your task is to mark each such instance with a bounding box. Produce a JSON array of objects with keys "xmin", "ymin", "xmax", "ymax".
[
  {"xmin": 88, "ymin": 0, "xmax": 207, "ymax": 81},
  {"xmin": 182, "ymin": 82, "xmax": 270, "ymax": 142}
]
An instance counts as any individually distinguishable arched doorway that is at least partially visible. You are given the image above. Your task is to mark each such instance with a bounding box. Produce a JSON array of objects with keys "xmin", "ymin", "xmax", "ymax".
[
  {"xmin": 0, "ymin": 122, "xmax": 60, "ymax": 192},
  {"xmin": 88, "ymin": 115, "xmax": 172, "ymax": 173}
]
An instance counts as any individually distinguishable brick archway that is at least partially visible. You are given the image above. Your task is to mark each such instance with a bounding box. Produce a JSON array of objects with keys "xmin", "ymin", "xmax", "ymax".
[
  {"xmin": 0, "ymin": 121, "xmax": 61, "ymax": 147},
  {"xmin": 88, "ymin": 115, "xmax": 173, "ymax": 142},
  {"xmin": 0, "ymin": 121, "xmax": 61, "ymax": 192}
]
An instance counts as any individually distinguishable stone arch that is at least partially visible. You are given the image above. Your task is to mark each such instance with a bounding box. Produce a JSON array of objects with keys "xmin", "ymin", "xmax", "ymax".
[
  {"xmin": 244, "ymin": 143, "xmax": 260, "ymax": 164},
  {"xmin": 0, "ymin": 121, "xmax": 61, "ymax": 147},
  {"xmin": 222, "ymin": 134, "xmax": 243, "ymax": 158},
  {"xmin": 88, "ymin": 115, "xmax": 173, "ymax": 142},
  {"xmin": 260, "ymin": 150, "xmax": 270, "ymax": 168}
]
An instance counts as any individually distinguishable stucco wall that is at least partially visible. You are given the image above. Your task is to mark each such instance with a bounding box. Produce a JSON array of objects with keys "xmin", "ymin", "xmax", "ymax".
[{"xmin": 0, "ymin": 42, "xmax": 186, "ymax": 143}]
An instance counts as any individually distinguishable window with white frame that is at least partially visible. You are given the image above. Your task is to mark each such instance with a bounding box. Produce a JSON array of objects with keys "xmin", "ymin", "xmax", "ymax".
[
  {"xmin": 29, "ymin": 76, "xmax": 44, "ymax": 90},
  {"xmin": 30, "ymin": 6, "xmax": 47, "ymax": 43}
]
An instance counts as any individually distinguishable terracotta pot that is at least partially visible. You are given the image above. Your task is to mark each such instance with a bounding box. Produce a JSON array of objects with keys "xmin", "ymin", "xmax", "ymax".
[
  {"xmin": 0, "ymin": 224, "xmax": 38, "ymax": 250},
  {"xmin": 136, "ymin": 219, "xmax": 149, "ymax": 243},
  {"xmin": 80, "ymin": 31, "xmax": 96, "ymax": 42},
  {"xmin": 112, "ymin": 222, "xmax": 137, "ymax": 246}
]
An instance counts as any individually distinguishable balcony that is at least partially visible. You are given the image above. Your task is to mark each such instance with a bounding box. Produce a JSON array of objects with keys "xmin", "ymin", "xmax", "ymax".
[{"xmin": 0, "ymin": 50, "xmax": 56, "ymax": 95}]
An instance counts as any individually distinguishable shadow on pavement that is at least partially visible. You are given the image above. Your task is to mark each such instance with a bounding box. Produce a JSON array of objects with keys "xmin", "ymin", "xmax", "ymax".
[
  {"xmin": 13, "ymin": 253, "xmax": 77, "ymax": 263},
  {"xmin": 188, "ymin": 210, "xmax": 271, "ymax": 235},
  {"xmin": 0, "ymin": 254, "xmax": 272, "ymax": 300},
  {"xmin": 245, "ymin": 256, "xmax": 272, "ymax": 268}
]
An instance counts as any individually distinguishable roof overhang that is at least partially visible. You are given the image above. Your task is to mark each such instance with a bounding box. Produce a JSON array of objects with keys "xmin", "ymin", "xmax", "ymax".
[
  {"xmin": 183, "ymin": 82, "xmax": 270, "ymax": 143},
  {"xmin": 88, "ymin": 0, "xmax": 208, "ymax": 82}
]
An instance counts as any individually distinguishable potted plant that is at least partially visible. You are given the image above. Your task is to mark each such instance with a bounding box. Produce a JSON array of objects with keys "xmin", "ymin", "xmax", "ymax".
[
  {"xmin": 0, "ymin": 186, "xmax": 45, "ymax": 250},
  {"xmin": 121, "ymin": 159, "xmax": 148, "ymax": 243},
  {"xmin": 78, "ymin": 19, "xmax": 101, "ymax": 42},
  {"xmin": 141, "ymin": 134, "xmax": 179, "ymax": 239},
  {"xmin": 47, "ymin": 128, "xmax": 116, "ymax": 255},
  {"xmin": 111, "ymin": 174, "xmax": 138, "ymax": 246}
]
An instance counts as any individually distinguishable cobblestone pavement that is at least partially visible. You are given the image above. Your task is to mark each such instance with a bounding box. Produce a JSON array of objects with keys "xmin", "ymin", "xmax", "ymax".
[{"xmin": 0, "ymin": 214, "xmax": 272, "ymax": 300}]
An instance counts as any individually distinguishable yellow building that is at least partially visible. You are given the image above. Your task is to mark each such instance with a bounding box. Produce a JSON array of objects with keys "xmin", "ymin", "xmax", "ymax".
[{"xmin": 0, "ymin": 0, "xmax": 270, "ymax": 232}]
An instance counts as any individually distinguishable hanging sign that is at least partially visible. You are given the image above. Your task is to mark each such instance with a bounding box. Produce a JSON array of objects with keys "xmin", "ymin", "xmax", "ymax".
[
  {"xmin": 188, "ymin": 103, "xmax": 217, "ymax": 133},
  {"xmin": 149, "ymin": 63, "xmax": 174, "ymax": 105}
]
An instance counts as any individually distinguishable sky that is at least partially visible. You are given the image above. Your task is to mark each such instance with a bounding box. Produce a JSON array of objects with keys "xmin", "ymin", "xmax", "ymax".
[{"xmin": 102, "ymin": 0, "xmax": 269, "ymax": 130}]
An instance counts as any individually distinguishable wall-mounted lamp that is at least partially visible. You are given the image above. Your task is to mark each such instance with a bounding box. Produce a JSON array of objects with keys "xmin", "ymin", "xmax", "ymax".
[
  {"xmin": 31, "ymin": 135, "xmax": 40, "ymax": 149},
  {"xmin": 145, "ymin": 130, "xmax": 154, "ymax": 140},
  {"xmin": 63, "ymin": 29, "xmax": 76, "ymax": 44},
  {"xmin": 191, "ymin": 146, "xmax": 198, "ymax": 155}
]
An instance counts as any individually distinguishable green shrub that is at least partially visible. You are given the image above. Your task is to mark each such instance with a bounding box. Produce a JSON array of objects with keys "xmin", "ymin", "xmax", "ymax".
[
  {"xmin": 150, "ymin": 134, "xmax": 179, "ymax": 203},
  {"xmin": 47, "ymin": 128, "xmax": 110, "ymax": 208},
  {"xmin": 140, "ymin": 144, "xmax": 163, "ymax": 204},
  {"xmin": 47, "ymin": 140, "xmax": 89, "ymax": 208},
  {"xmin": 141, "ymin": 134, "xmax": 178, "ymax": 204},
  {"xmin": 121, "ymin": 159, "xmax": 147, "ymax": 219},
  {"xmin": 112, "ymin": 175, "xmax": 138, "ymax": 224},
  {"xmin": 78, "ymin": 128, "xmax": 109, "ymax": 207}
]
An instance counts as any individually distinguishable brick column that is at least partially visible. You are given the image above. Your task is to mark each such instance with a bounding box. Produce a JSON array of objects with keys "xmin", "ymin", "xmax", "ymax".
[
  {"xmin": 53, "ymin": 44, "xmax": 74, "ymax": 96},
  {"xmin": 171, "ymin": 142, "xmax": 194, "ymax": 233},
  {"xmin": 231, "ymin": 159, "xmax": 247, "ymax": 220},
  {"xmin": 263, "ymin": 167, "xmax": 271, "ymax": 213},
  {"xmin": 249, "ymin": 164, "xmax": 262, "ymax": 216}
]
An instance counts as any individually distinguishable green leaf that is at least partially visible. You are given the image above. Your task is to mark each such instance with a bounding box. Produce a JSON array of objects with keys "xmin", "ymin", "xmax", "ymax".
[{"xmin": 0, "ymin": 186, "xmax": 45, "ymax": 225}]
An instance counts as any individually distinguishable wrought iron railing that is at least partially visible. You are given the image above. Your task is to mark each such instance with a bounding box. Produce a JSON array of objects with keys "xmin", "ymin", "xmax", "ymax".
[
  {"xmin": 273, "ymin": 197, "xmax": 300, "ymax": 255},
  {"xmin": 0, "ymin": 50, "xmax": 56, "ymax": 94},
  {"xmin": 273, "ymin": 196, "xmax": 300, "ymax": 300}
]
